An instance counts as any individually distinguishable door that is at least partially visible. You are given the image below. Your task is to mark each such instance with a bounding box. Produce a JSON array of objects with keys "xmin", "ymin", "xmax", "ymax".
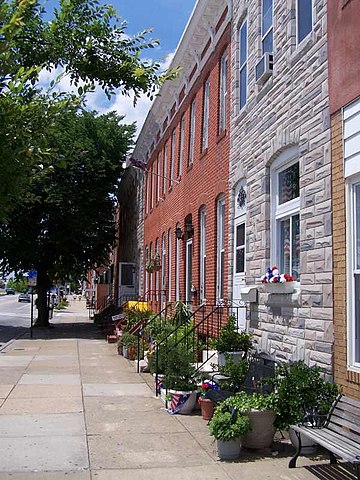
[
  {"xmin": 118, "ymin": 262, "xmax": 136, "ymax": 305},
  {"xmin": 185, "ymin": 239, "xmax": 193, "ymax": 304},
  {"xmin": 233, "ymin": 219, "xmax": 246, "ymax": 328}
]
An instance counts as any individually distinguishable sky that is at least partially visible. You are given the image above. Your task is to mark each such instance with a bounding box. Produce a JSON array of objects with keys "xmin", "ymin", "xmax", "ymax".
[{"xmin": 40, "ymin": 0, "xmax": 197, "ymax": 136}]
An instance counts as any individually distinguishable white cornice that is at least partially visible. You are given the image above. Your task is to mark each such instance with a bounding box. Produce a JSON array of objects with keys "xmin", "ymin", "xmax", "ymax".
[{"xmin": 133, "ymin": 0, "xmax": 229, "ymax": 163}]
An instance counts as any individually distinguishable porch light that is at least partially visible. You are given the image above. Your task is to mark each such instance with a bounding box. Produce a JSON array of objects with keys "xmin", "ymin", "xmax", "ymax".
[{"xmin": 175, "ymin": 226, "xmax": 183, "ymax": 240}]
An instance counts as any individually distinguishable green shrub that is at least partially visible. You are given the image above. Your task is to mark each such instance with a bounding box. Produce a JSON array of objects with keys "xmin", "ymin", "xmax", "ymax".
[
  {"xmin": 211, "ymin": 315, "xmax": 253, "ymax": 355},
  {"xmin": 209, "ymin": 405, "xmax": 251, "ymax": 441}
]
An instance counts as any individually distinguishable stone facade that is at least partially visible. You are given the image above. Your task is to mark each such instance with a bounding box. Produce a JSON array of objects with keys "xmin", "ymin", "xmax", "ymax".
[{"xmin": 229, "ymin": 0, "xmax": 332, "ymax": 369}]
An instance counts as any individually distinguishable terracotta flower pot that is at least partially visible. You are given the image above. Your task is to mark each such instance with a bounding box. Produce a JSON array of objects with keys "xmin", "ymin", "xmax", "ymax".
[{"xmin": 199, "ymin": 397, "xmax": 214, "ymax": 420}]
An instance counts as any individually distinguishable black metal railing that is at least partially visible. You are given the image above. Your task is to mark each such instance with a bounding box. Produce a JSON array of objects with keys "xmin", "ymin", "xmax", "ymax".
[{"xmin": 152, "ymin": 301, "xmax": 247, "ymax": 396}]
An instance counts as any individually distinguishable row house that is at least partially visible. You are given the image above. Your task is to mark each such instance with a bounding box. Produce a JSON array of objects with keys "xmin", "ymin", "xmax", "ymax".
[
  {"xmin": 133, "ymin": 0, "xmax": 333, "ymax": 371},
  {"xmin": 328, "ymin": 0, "xmax": 360, "ymax": 400},
  {"xmin": 133, "ymin": 0, "xmax": 232, "ymax": 313},
  {"xmin": 228, "ymin": 0, "xmax": 332, "ymax": 370}
]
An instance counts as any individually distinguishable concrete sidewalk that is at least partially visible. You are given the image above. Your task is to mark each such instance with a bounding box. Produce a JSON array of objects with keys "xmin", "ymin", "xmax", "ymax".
[{"xmin": 0, "ymin": 301, "xmax": 354, "ymax": 479}]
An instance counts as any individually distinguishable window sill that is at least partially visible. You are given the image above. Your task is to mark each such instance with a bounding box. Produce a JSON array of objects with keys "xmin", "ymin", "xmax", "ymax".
[
  {"xmin": 234, "ymin": 106, "xmax": 249, "ymax": 127},
  {"xmin": 187, "ymin": 163, "xmax": 193, "ymax": 173},
  {"xmin": 216, "ymin": 129, "xmax": 227, "ymax": 143},
  {"xmin": 287, "ymin": 30, "xmax": 316, "ymax": 69},
  {"xmin": 256, "ymin": 76, "xmax": 273, "ymax": 103}
]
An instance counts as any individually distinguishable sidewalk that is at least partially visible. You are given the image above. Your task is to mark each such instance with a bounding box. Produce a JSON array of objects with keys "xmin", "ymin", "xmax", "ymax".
[{"xmin": 0, "ymin": 301, "xmax": 353, "ymax": 479}]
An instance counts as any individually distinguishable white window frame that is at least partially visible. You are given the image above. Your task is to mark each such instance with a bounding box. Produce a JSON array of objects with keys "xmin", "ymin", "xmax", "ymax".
[
  {"xmin": 296, "ymin": 0, "xmax": 313, "ymax": 45},
  {"xmin": 150, "ymin": 166, "xmax": 154, "ymax": 210},
  {"xmin": 189, "ymin": 100, "xmax": 196, "ymax": 165},
  {"xmin": 161, "ymin": 233, "xmax": 166, "ymax": 304},
  {"xmin": 168, "ymin": 228, "xmax": 172, "ymax": 302},
  {"xmin": 261, "ymin": 0, "xmax": 273, "ymax": 54},
  {"xmin": 178, "ymin": 115, "xmax": 185, "ymax": 177},
  {"xmin": 185, "ymin": 238, "xmax": 193, "ymax": 303},
  {"xmin": 155, "ymin": 238, "xmax": 159, "ymax": 301},
  {"xmin": 149, "ymin": 242, "xmax": 153, "ymax": 298},
  {"xmin": 216, "ymin": 196, "xmax": 226, "ymax": 303},
  {"xmin": 202, "ymin": 79, "xmax": 210, "ymax": 151},
  {"xmin": 199, "ymin": 207, "xmax": 207, "ymax": 302},
  {"xmin": 145, "ymin": 173, "xmax": 149, "ymax": 215},
  {"xmin": 175, "ymin": 223, "xmax": 181, "ymax": 301},
  {"xmin": 145, "ymin": 245, "xmax": 149, "ymax": 298},
  {"xmin": 239, "ymin": 18, "xmax": 247, "ymax": 111},
  {"xmin": 346, "ymin": 177, "xmax": 360, "ymax": 370},
  {"xmin": 157, "ymin": 153, "xmax": 161, "ymax": 202},
  {"xmin": 219, "ymin": 51, "xmax": 228, "ymax": 133},
  {"xmin": 163, "ymin": 142, "xmax": 168, "ymax": 195},
  {"xmin": 235, "ymin": 221, "xmax": 246, "ymax": 275},
  {"xmin": 170, "ymin": 130, "xmax": 176, "ymax": 187},
  {"xmin": 270, "ymin": 147, "xmax": 300, "ymax": 280}
]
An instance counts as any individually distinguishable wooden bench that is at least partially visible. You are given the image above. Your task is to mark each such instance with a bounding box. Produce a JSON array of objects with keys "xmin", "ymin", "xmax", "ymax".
[{"xmin": 289, "ymin": 394, "xmax": 360, "ymax": 479}]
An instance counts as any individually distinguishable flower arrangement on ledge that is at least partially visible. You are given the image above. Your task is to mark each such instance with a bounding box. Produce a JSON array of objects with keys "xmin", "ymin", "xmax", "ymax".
[
  {"xmin": 145, "ymin": 253, "xmax": 161, "ymax": 273},
  {"xmin": 261, "ymin": 266, "xmax": 293, "ymax": 284}
]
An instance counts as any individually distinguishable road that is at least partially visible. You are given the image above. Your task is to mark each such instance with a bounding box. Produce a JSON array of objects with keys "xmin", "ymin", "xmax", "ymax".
[{"xmin": 0, "ymin": 293, "xmax": 33, "ymax": 348}]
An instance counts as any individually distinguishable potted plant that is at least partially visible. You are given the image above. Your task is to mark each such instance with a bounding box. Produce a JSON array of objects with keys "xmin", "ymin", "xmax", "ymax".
[
  {"xmin": 145, "ymin": 253, "xmax": 161, "ymax": 273},
  {"xmin": 165, "ymin": 340, "xmax": 198, "ymax": 415},
  {"xmin": 208, "ymin": 403, "xmax": 251, "ymax": 460},
  {"xmin": 119, "ymin": 331, "xmax": 137, "ymax": 360},
  {"xmin": 224, "ymin": 391, "xmax": 278, "ymax": 449},
  {"xmin": 198, "ymin": 380, "xmax": 218, "ymax": 420},
  {"xmin": 269, "ymin": 361, "xmax": 339, "ymax": 454},
  {"xmin": 211, "ymin": 315, "xmax": 253, "ymax": 367}
]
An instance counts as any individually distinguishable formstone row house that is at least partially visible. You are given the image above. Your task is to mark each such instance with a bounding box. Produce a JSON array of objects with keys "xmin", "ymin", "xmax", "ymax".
[{"xmin": 112, "ymin": 0, "xmax": 360, "ymax": 401}]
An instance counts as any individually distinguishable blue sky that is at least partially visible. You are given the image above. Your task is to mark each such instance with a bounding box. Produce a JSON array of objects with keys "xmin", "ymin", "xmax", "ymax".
[{"xmin": 40, "ymin": 0, "xmax": 196, "ymax": 134}]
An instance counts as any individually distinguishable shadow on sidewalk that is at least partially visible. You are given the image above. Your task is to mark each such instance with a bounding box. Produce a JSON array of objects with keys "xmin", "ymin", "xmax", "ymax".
[
  {"xmin": 0, "ymin": 324, "xmax": 28, "ymax": 345},
  {"xmin": 24, "ymin": 322, "xmax": 104, "ymax": 341}
]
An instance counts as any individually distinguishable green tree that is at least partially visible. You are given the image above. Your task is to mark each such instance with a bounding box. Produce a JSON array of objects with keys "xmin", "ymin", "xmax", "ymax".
[
  {"xmin": 0, "ymin": 108, "xmax": 135, "ymax": 326},
  {"xmin": 0, "ymin": 0, "xmax": 176, "ymax": 220}
]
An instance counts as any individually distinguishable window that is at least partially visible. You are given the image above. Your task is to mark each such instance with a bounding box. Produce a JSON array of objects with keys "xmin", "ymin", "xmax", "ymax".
[
  {"xmin": 170, "ymin": 130, "xmax": 176, "ymax": 187},
  {"xmin": 344, "ymin": 98, "xmax": 360, "ymax": 368},
  {"xmin": 144, "ymin": 245, "xmax": 149, "ymax": 298},
  {"xmin": 161, "ymin": 233, "xmax": 166, "ymax": 304},
  {"xmin": 168, "ymin": 228, "xmax": 172, "ymax": 302},
  {"xmin": 163, "ymin": 142, "xmax": 168, "ymax": 195},
  {"xmin": 155, "ymin": 238, "xmax": 159, "ymax": 301},
  {"xmin": 199, "ymin": 207, "xmax": 206, "ymax": 301},
  {"xmin": 175, "ymin": 223, "xmax": 181, "ymax": 301},
  {"xmin": 219, "ymin": 51, "xmax": 228, "ymax": 132},
  {"xmin": 145, "ymin": 173, "xmax": 149, "ymax": 214},
  {"xmin": 235, "ymin": 223, "xmax": 245, "ymax": 274},
  {"xmin": 189, "ymin": 100, "xmax": 196, "ymax": 165},
  {"xmin": 297, "ymin": 0, "xmax": 312, "ymax": 44},
  {"xmin": 149, "ymin": 242, "xmax": 153, "ymax": 297},
  {"xmin": 239, "ymin": 19, "xmax": 247, "ymax": 110},
  {"xmin": 271, "ymin": 153, "xmax": 300, "ymax": 280},
  {"xmin": 348, "ymin": 180, "xmax": 360, "ymax": 367},
  {"xmin": 261, "ymin": 0, "xmax": 273, "ymax": 54},
  {"xmin": 157, "ymin": 153, "xmax": 161, "ymax": 202},
  {"xmin": 150, "ymin": 166, "xmax": 154, "ymax": 210},
  {"xmin": 178, "ymin": 115, "xmax": 185, "ymax": 177},
  {"xmin": 202, "ymin": 79, "xmax": 210, "ymax": 151},
  {"xmin": 217, "ymin": 196, "xmax": 226, "ymax": 302}
]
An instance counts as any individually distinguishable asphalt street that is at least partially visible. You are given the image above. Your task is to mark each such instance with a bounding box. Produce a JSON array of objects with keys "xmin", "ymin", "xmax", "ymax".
[{"xmin": 0, "ymin": 293, "xmax": 32, "ymax": 348}]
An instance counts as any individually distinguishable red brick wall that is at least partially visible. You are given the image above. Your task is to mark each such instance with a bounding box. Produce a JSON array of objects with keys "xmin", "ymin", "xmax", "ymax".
[
  {"xmin": 332, "ymin": 110, "xmax": 360, "ymax": 399},
  {"xmin": 144, "ymin": 25, "xmax": 231, "ymax": 307}
]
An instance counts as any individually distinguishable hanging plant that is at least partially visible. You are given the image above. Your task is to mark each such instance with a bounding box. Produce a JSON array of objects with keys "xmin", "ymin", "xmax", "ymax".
[{"xmin": 145, "ymin": 253, "xmax": 161, "ymax": 273}]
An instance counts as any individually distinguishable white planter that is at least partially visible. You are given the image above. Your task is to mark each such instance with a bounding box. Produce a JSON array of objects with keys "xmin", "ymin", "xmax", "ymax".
[
  {"xmin": 263, "ymin": 281, "xmax": 295, "ymax": 294},
  {"xmin": 167, "ymin": 389, "xmax": 197, "ymax": 415},
  {"xmin": 241, "ymin": 410, "xmax": 276, "ymax": 449},
  {"xmin": 218, "ymin": 351, "xmax": 245, "ymax": 367},
  {"xmin": 217, "ymin": 438, "xmax": 241, "ymax": 460},
  {"xmin": 289, "ymin": 427, "xmax": 318, "ymax": 455}
]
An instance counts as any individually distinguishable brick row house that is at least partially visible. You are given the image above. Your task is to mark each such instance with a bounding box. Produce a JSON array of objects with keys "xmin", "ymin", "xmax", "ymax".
[
  {"xmin": 114, "ymin": 0, "xmax": 360, "ymax": 399},
  {"xmin": 133, "ymin": 0, "xmax": 232, "ymax": 313},
  {"xmin": 328, "ymin": 0, "xmax": 360, "ymax": 400}
]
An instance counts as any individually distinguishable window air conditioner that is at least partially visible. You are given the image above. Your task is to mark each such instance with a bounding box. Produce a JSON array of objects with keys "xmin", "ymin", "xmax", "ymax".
[{"xmin": 255, "ymin": 52, "xmax": 273, "ymax": 84}]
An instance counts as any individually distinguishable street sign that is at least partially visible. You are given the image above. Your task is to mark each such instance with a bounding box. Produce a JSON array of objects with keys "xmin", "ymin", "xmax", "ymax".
[{"xmin": 28, "ymin": 269, "xmax": 37, "ymax": 287}]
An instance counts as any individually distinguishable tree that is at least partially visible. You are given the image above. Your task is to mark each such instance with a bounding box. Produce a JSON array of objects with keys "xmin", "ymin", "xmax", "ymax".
[
  {"xmin": 0, "ymin": 0, "xmax": 176, "ymax": 220},
  {"xmin": 0, "ymin": 108, "xmax": 136, "ymax": 326}
]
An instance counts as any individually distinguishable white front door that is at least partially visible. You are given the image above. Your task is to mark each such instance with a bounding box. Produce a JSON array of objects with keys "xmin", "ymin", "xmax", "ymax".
[
  {"xmin": 118, "ymin": 262, "xmax": 136, "ymax": 305},
  {"xmin": 233, "ymin": 217, "xmax": 246, "ymax": 328}
]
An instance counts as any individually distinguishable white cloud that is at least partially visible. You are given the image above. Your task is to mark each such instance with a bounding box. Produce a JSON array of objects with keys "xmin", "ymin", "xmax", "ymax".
[{"xmin": 36, "ymin": 52, "xmax": 175, "ymax": 138}]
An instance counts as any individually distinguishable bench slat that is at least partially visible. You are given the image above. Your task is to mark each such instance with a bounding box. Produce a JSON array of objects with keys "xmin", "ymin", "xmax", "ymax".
[
  {"xmin": 339, "ymin": 395, "xmax": 360, "ymax": 410},
  {"xmin": 329, "ymin": 412, "xmax": 360, "ymax": 437},
  {"xmin": 332, "ymin": 405, "xmax": 360, "ymax": 424},
  {"xmin": 291, "ymin": 426, "xmax": 360, "ymax": 462}
]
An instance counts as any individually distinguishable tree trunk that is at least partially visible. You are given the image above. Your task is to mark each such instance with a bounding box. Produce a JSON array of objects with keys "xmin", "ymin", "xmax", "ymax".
[{"xmin": 35, "ymin": 268, "xmax": 50, "ymax": 327}]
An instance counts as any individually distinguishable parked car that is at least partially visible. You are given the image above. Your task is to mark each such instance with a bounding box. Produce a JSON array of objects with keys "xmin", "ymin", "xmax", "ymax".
[
  {"xmin": 18, "ymin": 292, "xmax": 31, "ymax": 303},
  {"xmin": 5, "ymin": 287, "xmax": 15, "ymax": 295}
]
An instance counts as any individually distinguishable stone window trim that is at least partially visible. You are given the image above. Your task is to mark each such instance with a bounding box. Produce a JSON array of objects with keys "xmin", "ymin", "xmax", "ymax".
[
  {"xmin": 287, "ymin": 18, "xmax": 316, "ymax": 69},
  {"xmin": 270, "ymin": 146, "xmax": 300, "ymax": 283}
]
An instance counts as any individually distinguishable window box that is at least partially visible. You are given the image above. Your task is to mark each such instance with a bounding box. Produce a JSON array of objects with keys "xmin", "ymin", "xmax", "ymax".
[{"xmin": 263, "ymin": 282, "xmax": 295, "ymax": 294}]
